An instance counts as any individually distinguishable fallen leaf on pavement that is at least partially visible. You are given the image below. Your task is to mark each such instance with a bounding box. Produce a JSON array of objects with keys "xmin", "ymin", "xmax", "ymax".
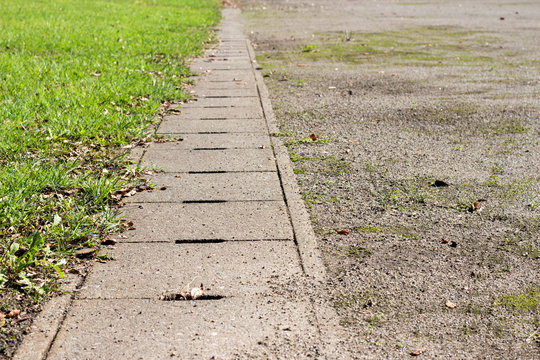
[
  {"xmin": 191, "ymin": 284, "xmax": 204, "ymax": 300},
  {"xmin": 309, "ymin": 134, "xmax": 317, "ymax": 141},
  {"xmin": 160, "ymin": 284, "xmax": 205, "ymax": 301},
  {"xmin": 445, "ymin": 300, "xmax": 456, "ymax": 309},
  {"xmin": 336, "ymin": 229, "xmax": 349, "ymax": 235},
  {"xmin": 432, "ymin": 180, "xmax": 449, "ymax": 187},
  {"xmin": 410, "ymin": 348, "xmax": 426, "ymax": 356}
]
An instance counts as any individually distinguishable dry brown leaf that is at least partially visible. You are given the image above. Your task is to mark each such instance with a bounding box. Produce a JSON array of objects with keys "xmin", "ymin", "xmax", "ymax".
[
  {"xmin": 191, "ymin": 284, "xmax": 204, "ymax": 300},
  {"xmin": 309, "ymin": 134, "xmax": 318, "ymax": 141},
  {"xmin": 101, "ymin": 238, "xmax": 117, "ymax": 246},
  {"xmin": 336, "ymin": 229, "xmax": 349, "ymax": 235},
  {"xmin": 432, "ymin": 180, "xmax": 449, "ymax": 187},
  {"xmin": 445, "ymin": 300, "xmax": 456, "ymax": 309},
  {"xmin": 410, "ymin": 348, "xmax": 426, "ymax": 356},
  {"xmin": 7, "ymin": 310, "xmax": 20, "ymax": 318},
  {"xmin": 11, "ymin": 315, "xmax": 31, "ymax": 325}
]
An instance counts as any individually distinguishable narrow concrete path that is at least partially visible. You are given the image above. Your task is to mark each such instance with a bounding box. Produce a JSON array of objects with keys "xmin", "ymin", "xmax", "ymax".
[{"xmin": 17, "ymin": 8, "xmax": 344, "ymax": 360}]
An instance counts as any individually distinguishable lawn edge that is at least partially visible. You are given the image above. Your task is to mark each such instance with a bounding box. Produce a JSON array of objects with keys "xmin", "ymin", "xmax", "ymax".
[{"xmin": 9, "ymin": 3, "xmax": 222, "ymax": 356}]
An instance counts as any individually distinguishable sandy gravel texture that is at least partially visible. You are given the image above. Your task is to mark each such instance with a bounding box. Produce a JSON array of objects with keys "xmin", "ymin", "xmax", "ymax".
[{"xmin": 240, "ymin": 0, "xmax": 539, "ymax": 358}]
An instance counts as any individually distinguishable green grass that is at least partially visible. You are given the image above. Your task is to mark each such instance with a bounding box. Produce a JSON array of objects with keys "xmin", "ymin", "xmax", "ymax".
[{"xmin": 0, "ymin": 0, "xmax": 219, "ymax": 298}]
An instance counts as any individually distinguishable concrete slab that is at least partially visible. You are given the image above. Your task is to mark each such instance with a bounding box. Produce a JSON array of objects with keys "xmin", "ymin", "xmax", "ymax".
[
  {"xmin": 157, "ymin": 118, "xmax": 268, "ymax": 134},
  {"xmin": 144, "ymin": 133, "xmax": 270, "ymax": 150},
  {"xmin": 191, "ymin": 61, "xmax": 253, "ymax": 71},
  {"xmin": 181, "ymin": 96, "xmax": 260, "ymax": 108},
  {"xmin": 195, "ymin": 80, "xmax": 257, "ymax": 90},
  {"xmin": 80, "ymin": 241, "xmax": 301, "ymax": 299},
  {"xmin": 141, "ymin": 148, "xmax": 276, "ymax": 172},
  {"xmin": 178, "ymin": 106, "xmax": 262, "ymax": 119},
  {"xmin": 119, "ymin": 201, "xmax": 293, "ymax": 241},
  {"xmin": 47, "ymin": 298, "xmax": 320, "ymax": 359},
  {"xmin": 13, "ymin": 274, "xmax": 83, "ymax": 360},
  {"xmin": 124, "ymin": 172, "xmax": 282, "ymax": 202}
]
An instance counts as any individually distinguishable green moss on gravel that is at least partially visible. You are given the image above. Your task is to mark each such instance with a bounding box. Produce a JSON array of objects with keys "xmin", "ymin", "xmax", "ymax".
[
  {"xmin": 493, "ymin": 287, "xmax": 540, "ymax": 313},
  {"xmin": 260, "ymin": 26, "xmax": 502, "ymax": 68}
]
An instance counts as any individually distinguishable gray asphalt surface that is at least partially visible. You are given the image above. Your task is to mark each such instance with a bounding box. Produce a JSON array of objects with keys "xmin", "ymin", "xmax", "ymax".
[{"xmin": 241, "ymin": 0, "xmax": 540, "ymax": 358}]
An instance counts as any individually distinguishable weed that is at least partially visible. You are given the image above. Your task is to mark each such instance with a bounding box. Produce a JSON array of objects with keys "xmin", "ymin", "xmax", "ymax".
[
  {"xmin": 365, "ymin": 313, "xmax": 384, "ymax": 330},
  {"xmin": 348, "ymin": 242, "xmax": 372, "ymax": 258},
  {"xmin": 285, "ymin": 136, "xmax": 332, "ymax": 146},
  {"xmin": 322, "ymin": 157, "xmax": 351, "ymax": 176},
  {"xmin": 293, "ymin": 79, "xmax": 305, "ymax": 87},
  {"xmin": 289, "ymin": 150, "xmax": 309, "ymax": 162},
  {"xmin": 302, "ymin": 191, "xmax": 339, "ymax": 204},
  {"xmin": 293, "ymin": 168, "xmax": 305, "ymax": 175},
  {"xmin": 300, "ymin": 41, "xmax": 318, "ymax": 53}
]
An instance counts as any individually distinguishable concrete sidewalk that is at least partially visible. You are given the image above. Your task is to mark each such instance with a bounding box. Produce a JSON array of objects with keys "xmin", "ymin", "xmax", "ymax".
[{"xmin": 15, "ymin": 8, "xmax": 343, "ymax": 360}]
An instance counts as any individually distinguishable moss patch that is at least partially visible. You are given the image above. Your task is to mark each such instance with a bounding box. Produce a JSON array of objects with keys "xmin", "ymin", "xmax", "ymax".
[{"xmin": 493, "ymin": 287, "xmax": 539, "ymax": 313}]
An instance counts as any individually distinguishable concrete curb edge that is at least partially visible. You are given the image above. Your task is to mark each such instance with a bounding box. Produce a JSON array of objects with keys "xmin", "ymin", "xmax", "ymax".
[
  {"xmin": 246, "ymin": 40, "xmax": 327, "ymax": 282},
  {"xmin": 13, "ymin": 274, "xmax": 84, "ymax": 360}
]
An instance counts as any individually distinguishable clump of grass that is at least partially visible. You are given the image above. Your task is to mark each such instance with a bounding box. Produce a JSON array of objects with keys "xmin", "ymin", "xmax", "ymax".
[
  {"xmin": 289, "ymin": 150, "xmax": 309, "ymax": 162},
  {"xmin": 0, "ymin": 0, "xmax": 219, "ymax": 298},
  {"xmin": 302, "ymin": 191, "xmax": 339, "ymax": 204},
  {"xmin": 348, "ymin": 242, "xmax": 372, "ymax": 258}
]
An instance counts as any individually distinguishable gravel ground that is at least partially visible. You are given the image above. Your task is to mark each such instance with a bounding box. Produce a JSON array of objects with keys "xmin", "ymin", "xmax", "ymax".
[{"xmin": 239, "ymin": 0, "xmax": 539, "ymax": 358}]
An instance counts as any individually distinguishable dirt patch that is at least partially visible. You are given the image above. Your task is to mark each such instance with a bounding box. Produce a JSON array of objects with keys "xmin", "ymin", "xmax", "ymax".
[{"xmin": 241, "ymin": 0, "xmax": 539, "ymax": 358}]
